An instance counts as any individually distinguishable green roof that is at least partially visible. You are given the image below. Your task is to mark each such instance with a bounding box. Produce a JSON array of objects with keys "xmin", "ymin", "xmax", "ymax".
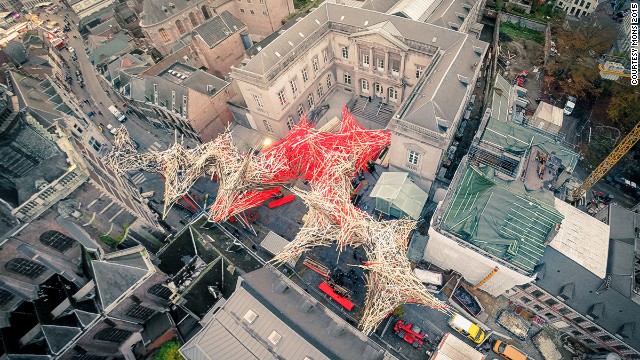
[
  {"xmin": 441, "ymin": 164, "xmax": 564, "ymax": 273},
  {"xmin": 481, "ymin": 117, "xmax": 579, "ymax": 171}
]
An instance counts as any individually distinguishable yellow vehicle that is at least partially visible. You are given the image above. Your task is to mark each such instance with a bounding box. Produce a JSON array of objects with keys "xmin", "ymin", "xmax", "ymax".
[
  {"xmin": 448, "ymin": 313, "xmax": 486, "ymax": 344},
  {"xmin": 493, "ymin": 340, "xmax": 527, "ymax": 360}
]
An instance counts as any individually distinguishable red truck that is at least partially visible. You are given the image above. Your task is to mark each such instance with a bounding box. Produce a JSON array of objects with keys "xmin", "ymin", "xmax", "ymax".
[{"xmin": 394, "ymin": 320, "xmax": 425, "ymax": 348}]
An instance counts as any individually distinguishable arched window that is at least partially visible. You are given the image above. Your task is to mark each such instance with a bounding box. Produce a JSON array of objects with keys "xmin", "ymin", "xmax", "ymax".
[
  {"xmin": 6, "ymin": 258, "xmax": 46, "ymax": 279},
  {"xmin": 175, "ymin": 19, "xmax": 185, "ymax": 34},
  {"xmin": 188, "ymin": 12, "xmax": 199, "ymax": 28},
  {"xmin": 202, "ymin": 5, "xmax": 211, "ymax": 20},
  {"xmin": 388, "ymin": 87, "xmax": 397, "ymax": 101},
  {"xmin": 93, "ymin": 328, "xmax": 132, "ymax": 343},
  {"xmin": 326, "ymin": 74, "xmax": 332, "ymax": 89},
  {"xmin": 40, "ymin": 230, "xmax": 76, "ymax": 252},
  {"xmin": 159, "ymin": 28, "xmax": 171, "ymax": 43},
  {"xmin": 148, "ymin": 283, "xmax": 173, "ymax": 300}
]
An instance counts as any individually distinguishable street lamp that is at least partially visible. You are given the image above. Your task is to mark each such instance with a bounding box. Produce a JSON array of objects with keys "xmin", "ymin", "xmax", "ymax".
[{"xmin": 263, "ymin": 138, "xmax": 272, "ymax": 147}]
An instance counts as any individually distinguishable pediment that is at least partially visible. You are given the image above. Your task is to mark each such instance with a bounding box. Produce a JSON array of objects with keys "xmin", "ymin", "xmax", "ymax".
[{"xmin": 349, "ymin": 30, "xmax": 409, "ymax": 52}]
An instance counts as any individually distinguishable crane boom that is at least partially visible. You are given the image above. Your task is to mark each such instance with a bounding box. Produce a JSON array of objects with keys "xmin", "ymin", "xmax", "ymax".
[{"xmin": 572, "ymin": 121, "xmax": 640, "ymax": 199}]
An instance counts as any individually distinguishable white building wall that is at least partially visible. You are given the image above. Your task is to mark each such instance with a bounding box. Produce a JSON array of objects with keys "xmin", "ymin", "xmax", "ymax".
[{"xmin": 425, "ymin": 227, "xmax": 535, "ymax": 296}]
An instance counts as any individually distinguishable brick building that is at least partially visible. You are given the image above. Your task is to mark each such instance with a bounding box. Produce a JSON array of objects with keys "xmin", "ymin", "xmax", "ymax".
[
  {"xmin": 128, "ymin": 61, "xmax": 236, "ymax": 141},
  {"xmin": 140, "ymin": 0, "xmax": 294, "ymax": 54}
]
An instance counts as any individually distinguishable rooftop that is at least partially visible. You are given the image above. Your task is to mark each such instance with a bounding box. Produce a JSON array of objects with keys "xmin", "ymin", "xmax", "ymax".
[
  {"xmin": 156, "ymin": 62, "xmax": 229, "ymax": 95},
  {"xmin": 191, "ymin": 11, "xmax": 245, "ymax": 48},
  {"xmin": 142, "ymin": 0, "xmax": 196, "ymax": 26},
  {"xmin": 548, "ymin": 198, "xmax": 610, "ymax": 278},
  {"xmin": 439, "ymin": 163, "xmax": 564, "ymax": 273},
  {"xmin": 535, "ymin": 246, "xmax": 640, "ymax": 353},
  {"xmin": 479, "ymin": 76, "xmax": 579, "ymax": 172},
  {"xmin": 181, "ymin": 266, "xmax": 396, "ymax": 360}
]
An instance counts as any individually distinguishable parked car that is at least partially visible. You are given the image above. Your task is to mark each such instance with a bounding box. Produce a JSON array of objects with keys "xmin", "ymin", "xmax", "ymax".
[
  {"xmin": 106, "ymin": 124, "xmax": 118, "ymax": 135},
  {"xmin": 448, "ymin": 313, "xmax": 486, "ymax": 344},
  {"xmin": 394, "ymin": 320, "xmax": 425, "ymax": 348},
  {"xmin": 86, "ymin": 111, "xmax": 95, "ymax": 117},
  {"xmin": 493, "ymin": 340, "xmax": 527, "ymax": 360},
  {"xmin": 564, "ymin": 96, "xmax": 576, "ymax": 115}
]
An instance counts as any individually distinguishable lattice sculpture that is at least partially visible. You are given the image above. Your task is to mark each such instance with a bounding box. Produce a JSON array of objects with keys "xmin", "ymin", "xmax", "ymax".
[{"xmin": 106, "ymin": 107, "xmax": 450, "ymax": 334}]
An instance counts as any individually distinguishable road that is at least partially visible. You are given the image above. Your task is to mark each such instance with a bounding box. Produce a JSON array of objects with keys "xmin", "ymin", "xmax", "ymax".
[{"xmin": 35, "ymin": 8, "xmax": 206, "ymax": 230}]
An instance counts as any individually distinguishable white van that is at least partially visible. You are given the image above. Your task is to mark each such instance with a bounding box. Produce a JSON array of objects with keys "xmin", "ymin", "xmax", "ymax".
[{"xmin": 108, "ymin": 105, "xmax": 126, "ymax": 122}]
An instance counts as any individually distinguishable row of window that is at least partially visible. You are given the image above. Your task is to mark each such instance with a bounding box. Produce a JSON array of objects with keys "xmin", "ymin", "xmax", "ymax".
[
  {"xmin": 517, "ymin": 288, "xmax": 632, "ymax": 353},
  {"xmin": 256, "ymin": 74, "xmax": 333, "ymax": 112},
  {"xmin": 158, "ymin": 6, "xmax": 211, "ymax": 42},
  {"xmin": 239, "ymin": 9, "xmax": 269, "ymax": 15}
]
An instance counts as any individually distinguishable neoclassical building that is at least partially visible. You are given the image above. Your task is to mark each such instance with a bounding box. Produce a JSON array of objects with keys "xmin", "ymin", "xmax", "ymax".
[
  {"xmin": 141, "ymin": 0, "xmax": 294, "ymax": 54},
  {"xmin": 231, "ymin": 2, "xmax": 487, "ymax": 190}
]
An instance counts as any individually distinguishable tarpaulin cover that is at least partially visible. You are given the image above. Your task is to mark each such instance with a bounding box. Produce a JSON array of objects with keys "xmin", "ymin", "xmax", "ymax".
[{"xmin": 440, "ymin": 165, "xmax": 564, "ymax": 273}]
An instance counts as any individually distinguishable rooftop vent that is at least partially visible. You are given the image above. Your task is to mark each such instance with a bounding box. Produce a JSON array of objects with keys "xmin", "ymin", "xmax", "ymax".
[
  {"xmin": 206, "ymin": 85, "xmax": 216, "ymax": 93},
  {"xmin": 617, "ymin": 322, "xmax": 635, "ymax": 339},
  {"xmin": 558, "ymin": 283, "xmax": 575, "ymax": 301},
  {"xmin": 315, "ymin": 19, "xmax": 320, "ymax": 25},
  {"xmin": 328, "ymin": 322, "xmax": 346, "ymax": 337},
  {"xmin": 457, "ymin": 74, "xmax": 469, "ymax": 85},
  {"xmin": 168, "ymin": 2, "xmax": 175, "ymax": 7},
  {"xmin": 275, "ymin": 51, "xmax": 281, "ymax": 58},
  {"xmin": 288, "ymin": 41, "xmax": 294, "ymax": 46},
  {"xmin": 364, "ymin": 20, "xmax": 369, "ymax": 25},
  {"xmin": 449, "ymin": 22, "xmax": 459, "ymax": 30},
  {"xmin": 244, "ymin": 310, "xmax": 258, "ymax": 324},
  {"xmin": 473, "ymin": 46, "xmax": 483, "ymax": 55},
  {"xmin": 162, "ymin": 6, "xmax": 167, "ymax": 12},
  {"xmin": 432, "ymin": 37, "xmax": 437, "ymax": 43},
  {"xmin": 587, "ymin": 302, "xmax": 604, "ymax": 320},
  {"xmin": 268, "ymin": 330, "xmax": 281, "ymax": 345},
  {"xmin": 274, "ymin": 280, "xmax": 289, "ymax": 293},
  {"xmin": 299, "ymin": 32, "xmax": 305, "ymax": 38},
  {"xmin": 456, "ymin": 12, "xmax": 466, "ymax": 20},
  {"xmin": 298, "ymin": 299, "xmax": 317, "ymax": 312}
]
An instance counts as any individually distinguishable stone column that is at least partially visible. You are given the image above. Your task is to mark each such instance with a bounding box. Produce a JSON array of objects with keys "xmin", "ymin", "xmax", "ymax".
[
  {"xmin": 369, "ymin": 47, "xmax": 374, "ymax": 75},
  {"xmin": 384, "ymin": 50, "xmax": 389, "ymax": 74}
]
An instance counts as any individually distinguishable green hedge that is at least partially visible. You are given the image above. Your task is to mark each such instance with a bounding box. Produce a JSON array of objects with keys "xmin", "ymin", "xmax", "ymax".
[{"xmin": 499, "ymin": 22, "xmax": 545, "ymax": 43}]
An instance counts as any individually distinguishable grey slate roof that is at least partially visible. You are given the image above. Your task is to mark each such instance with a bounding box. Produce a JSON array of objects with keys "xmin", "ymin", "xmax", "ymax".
[
  {"xmin": 141, "ymin": 312, "xmax": 173, "ymax": 343},
  {"xmin": 92, "ymin": 259, "xmax": 150, "ymax": 310},
  {"xmin": 181, "ymin": 267, "xmax": 396, "ymax": 360},
  {"xmin": 143, "ymin": 0, "xmax": 197, "ymax": 26},
  {"xmin": 535, "ymin": 247, "xmax": 640, "ymax": 352},
  {"xmin": 602, "ymin": 204, "xmax": 640, "ymax": 300},
  {"xmin": 41, "ymin": 325, "xmax": 81, "ymax": 354},
  {"xmin": 3, "ymin": 40, "xmax": 28, "ymax": 64},
  {"xmin": 56, "ymin": 216, "xmax": 101, "ymax": 252},
  {"xmin": 74, "ymin": 310, "xmax": 99, "ymax": 327},
  {"xmin": 426, "ymin": 0, "xmax": 473, "ymax": 30},
  {"xmin": 192, "ymin": 11, "xmax": 245, "ymax": 48}
]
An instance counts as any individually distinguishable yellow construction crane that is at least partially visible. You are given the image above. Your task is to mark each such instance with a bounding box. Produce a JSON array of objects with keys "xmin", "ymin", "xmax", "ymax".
[{"xmin": 572, "ymin": 121, "xmax": 640, "ymax": 199}]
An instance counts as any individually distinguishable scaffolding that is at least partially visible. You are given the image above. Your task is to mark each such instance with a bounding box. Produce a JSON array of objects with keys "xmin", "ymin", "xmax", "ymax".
[{"xmin": 106, "ymin": 107, "xmax": 450, "ymax": 334}]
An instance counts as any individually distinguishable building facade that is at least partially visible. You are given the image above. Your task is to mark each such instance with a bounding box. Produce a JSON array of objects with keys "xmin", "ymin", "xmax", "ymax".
[
  {"xmin": 231, "ymin": 3, "xmax": 487, "ymax": 191},
  {"xmin": 556, "ymin": 0, "xmax": 598, "ymax": 17},
  {"xmin": 140, "ymin": 0, "xmax": 294, "ymax": 54},
  {"xmin": 70, "ymin": 0, "xmax": 116, "ymax": 19},
  {"xmin": 128, "ymin": 61, "xmax": 236, "ymax": 141}
]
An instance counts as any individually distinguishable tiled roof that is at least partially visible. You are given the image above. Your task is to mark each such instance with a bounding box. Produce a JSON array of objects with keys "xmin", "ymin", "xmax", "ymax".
[{"xmin": 192, "ymin": 11, "xmax": 245, "ymax": 48}]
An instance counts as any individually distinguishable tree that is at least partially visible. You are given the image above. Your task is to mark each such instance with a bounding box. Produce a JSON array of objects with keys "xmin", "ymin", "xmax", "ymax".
[
  {"xmin": 154, "ymin": 340, "xmax": 184, "ymax": 360},
  {"xmin": 606, "ymin": 80, "xmax": 640, "ymax": 130},
  {"xmin": 545, "ymin": 17, "xmax": 616, "ymax": 97}
]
